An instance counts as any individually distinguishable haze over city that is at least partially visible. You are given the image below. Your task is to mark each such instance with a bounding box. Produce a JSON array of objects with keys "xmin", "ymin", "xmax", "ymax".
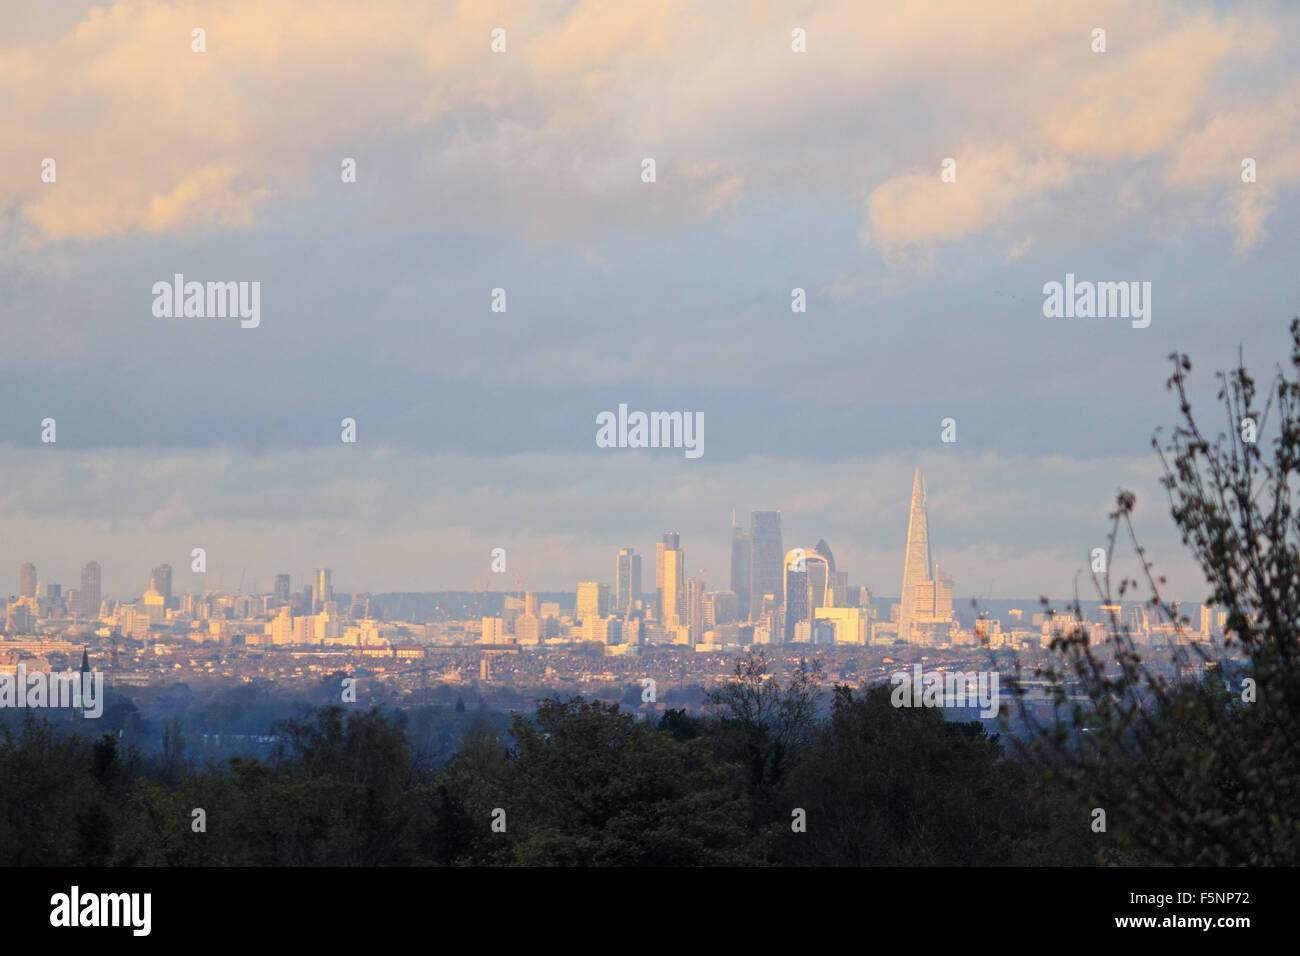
[{"xmin": 5, "ymin": 2, "xmax": 1300, "ymax": 601}]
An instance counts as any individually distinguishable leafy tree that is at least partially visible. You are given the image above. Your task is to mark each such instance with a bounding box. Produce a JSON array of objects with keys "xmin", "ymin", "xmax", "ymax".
[
  {"xmin": 701, "ymin": 649, "xmax": 822, "ymax": 795},
  {"xmin": 1020, "ymin": 319, "xmax": 1300, "ymax": 864},
  {"xmin": 503, "ymin": 697, "xmax": 753, "ymax": 865},
  {"xmin": 777, "ymin": 685, "xmax": 1090, "ymax": 865}
]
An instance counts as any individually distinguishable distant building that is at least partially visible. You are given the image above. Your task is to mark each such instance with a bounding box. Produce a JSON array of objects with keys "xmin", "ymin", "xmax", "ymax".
[
  {"xmin": 686, "ymin": 577, "xmax": 705, "ymax": 644},
  {"xmin": 899, "ymin": 468, "xmax": 933, "ymax": 644},
  {"xmin": 656, "ymin": 533, "xmax": 684, "ymax": 624},
  {"xmin": 150, "ymin": 564, "xmax": 173, "ymax": 605},
  {"xmin": 730, "ymin": 517, "xmax": 751, "ymax": 621},
  {"xmin": 703, "ymin": 590, "xmax": 739, "ymax": 628},
  {"xmin": 576, "ymin": 582, "xmax": 611, "ymax": 623},
  {"xmin": 80, "ymin": 562, "xmax": 102, "ymax": 618},
  {"xmin": 19, "ymin": 563, "xmax": 37, "ymax": 600},
  {"xmin": 616, "ymin": 548, "xmax": 642, "ymax": 616},
  {"xmin": 784, "ymin": 547, "xmax": 830, "ymax": 644},
  {"xmin": 748, "ymin": 511, "xmax": 783, "ymax": 622},
  {"xmin": 815, "ymin": 606, "xmax": 869, "ymax": 645},
  {"xmin": 314, "ymin": 569, "xmax": 333, "ymax": 613}
]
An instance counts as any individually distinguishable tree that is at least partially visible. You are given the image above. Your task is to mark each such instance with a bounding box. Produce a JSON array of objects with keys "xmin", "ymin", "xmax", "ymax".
[
  {"xmin": 501, "ymin": 697, "xmax": 752, "ymax": 865},
  {"xmin": 1019, "ymin": 318, "xmax": 1300, "ymax": 864},
  {"xmin": 701, "ymin": 649, "xmax": 822, "ymax": 794},
  {"xmin": 777, "ymin": 685, "xmax": 1088, "ymax": 865}
]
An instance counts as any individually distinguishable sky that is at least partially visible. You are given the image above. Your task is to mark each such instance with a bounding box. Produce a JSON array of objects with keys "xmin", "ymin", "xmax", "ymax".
[{"xmin": 2, "ymin": 0, "xmax": 1299, "ymax": 602}]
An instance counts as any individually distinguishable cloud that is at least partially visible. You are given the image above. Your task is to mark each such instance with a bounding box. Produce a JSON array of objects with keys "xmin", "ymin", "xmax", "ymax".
[
  {"xmin": 863, "ymin": 147, "xmax": 1073, "ymax": 255},
  {"xmin": 1, "ymin": 0, "xmax": 1297, "ymax": 260}
]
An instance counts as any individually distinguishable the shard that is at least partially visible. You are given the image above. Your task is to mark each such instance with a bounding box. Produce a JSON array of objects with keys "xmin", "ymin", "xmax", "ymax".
[{"xmin": 898, "ymin": 467, "xmax": 933, "ymax": 644}]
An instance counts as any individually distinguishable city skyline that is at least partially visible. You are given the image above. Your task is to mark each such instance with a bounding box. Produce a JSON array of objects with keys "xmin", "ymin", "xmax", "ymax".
[
  {"xmin": 3, "ymin": 2, "xmax": 1295, "ymax": 606},
  {"xmin": 4, "ymin": 465, "xmax": 1203, "ymax": 613}
]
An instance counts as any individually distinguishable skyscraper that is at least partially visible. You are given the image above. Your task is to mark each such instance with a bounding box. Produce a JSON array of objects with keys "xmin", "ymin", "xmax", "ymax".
[
  {"xmin": 748, "ymin": 511, "xmax": 783, "ymax": 622},
  {"xmin": 576, "ymin": 582, "xmax": 611, "ymax": 623},
  {"xmin": 661, "ymin": 547, "xmax": 685, "ymax": 627},
  {"xmin": 150, "ymin": 564, "xmax": 173, "ymax": 604},
  {"xmin": 314, "ymin": 569, "xmax": 332, "ymax": 613},
  {"xmin": 784, "ymin": 547, "xmax": 830, "ymax": 642},
  {"xmin": 616, "ymin": 548, "xmax": 642, "ymax": 616},
  {"xmin": 656, "ymin": 533, "xmax": 683, "ymax": 623},
  {"xmin": 19, "ymin": 563, "xmax": 37, "ymax": 599},
  {"xmin": 80, "ymin": 562, "xmax": 101, "ymax": 618},
  {"xmin": 814, "ymin": 539, "xmax": 836, "ymax": 572},
  {"xmin": 274, "ymin": 574, "xmax": 291, "ymax": 606},
  {"xmin": 686, "ymin": 576, "xmax": 705, "ymax": 644},
  {"xmin": 730, "ymin": 515, "xmax": 751, "ymax": 620},
  {"xmin": 899, "ymin": 467, "xmax": 933, "ymax": 644}
]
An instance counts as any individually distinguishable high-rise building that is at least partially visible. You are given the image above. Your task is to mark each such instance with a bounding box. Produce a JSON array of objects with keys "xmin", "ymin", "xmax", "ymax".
[
  {"xmin": 616, "ymin": 548, "xmax": 642, "ymax": 616},
  {"xmin": 656, "ymin": 533, "xmax": 684, "ymax": 624},
  {"xmin": 748, "ymin": 511, "xmax": 783, "ymax": 621},
  {"xmin": 150, "ymin": 564, "xmax": 173, "ymax": 604},
  {"xmin": 80, "ymin": 562, "xmax": 102, "ymax": 618},
  {"xmin": 274, "ymin": 574, "xmax": 291, "ymax": 606},
  {"xmin": 660, "ymin": 546, "xmax": 685, "ymax": 627},
  {"xmin": 314, "ymin": 569, "xmax": 333, "ymax": 613},
  {"xmin": 899, "ymin": 468, "xmax": 933, "ymax": 644},
  {"xmin": 730, "ymin": 515, "xmax": 751, "ymax": 621},
  {"xmin": 704, "ymin": 590, "xmax": 739, "ymax": 628},
  {"xmin": 814, "ymin": 539, "xmax": 836, "ymax": 572},
  {"xmin": 686, "ymin": 577, "xmax": 706, "ymax": 644},
  {"xmin": 830, "ymin": 571, "xmax": 850, "ymax": 607},
  {"xmin": 576, "ymin": 582, "xmax": 611, "ymax": 623},
  {"xmin": 19, "ymin": 563, "xmax": 37, "ymax": 600},
  {"xmin": 784, "ymin": 548, "xmax": 830, "ymax": 643},
  {"xmin": 910, "ymin": 565, "xmax": 955, "ymax": 643}
]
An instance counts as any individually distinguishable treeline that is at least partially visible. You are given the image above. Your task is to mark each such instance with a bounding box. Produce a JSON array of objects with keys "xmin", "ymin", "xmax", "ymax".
[{"xmin": 0, "ymin": 654, "xmax": 1106, "ymax": 866}]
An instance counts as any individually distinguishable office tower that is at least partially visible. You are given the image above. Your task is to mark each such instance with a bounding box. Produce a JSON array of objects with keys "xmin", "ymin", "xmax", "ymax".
[
  {"xmin": 660, "ymin": 546, "xmax": 685, "ymax": 627},
  {"xmin": 274, "ymin": 574, "xmax": 291, "ymax": 606},
  {"xmin": 150, "ymin": 564, "xmax": 173, "ymax": 604},
  {"xmin": 814, "ymin": 539, "xmax": 836, "ymax": 572},
  {"xmin": 314, "ymin": 569, "xmax": 332, "ymax": 613},
  {"xmin": 19, "ymin": 563, "xmax": 37, "ymax": 599},
  {"xmin": 899, "ymin": 468, "xmax": 933, "ymax": 644},
  {"xmin": 616, "ymin": 548, "xmax": 642, "ymax": 616},
  {"xmin": 80, "ymin": 562, "xmax": 102, "ymax": 617},
  {"xmin": 516, "ymin": 611, "xmax": 541, "ymax": 643},
  {"xmin": 830, "ymin": 571, "xmax": 850, "ymax": 607},
  {"xmin": 656, "ymin": 533, "xmax": 684, "ymax": 623},
  {"xmin": 933, "ymin": 567, "xmax": 953, "ymax": 620},
  {"xmin": 576, "ymin": 582, "xmax": 611, "ymax": 623},
  {"xmin": 730, "ymin": 516, "xmax": 751, "ymax": 621},
  {"xmin": 704, "ymin": 590, "xmax": 738, "ymax": 628},
  {"xmin": 655, "ymin": 544, "xmax": 665, "ymax": 617},
  {"xmin": 784, "ymin": 548, "xmax": 830, "ymax": 643},
  {"xmin": 748, "ymin": 511, "xmax": 783, "ymax": 621},
  {"xmin": 686, "ymin": 577, "xmax": 705, "ymax": 644},
  {"xmin": 525, "ymin": 591, "xmax": 539, "ymax": 616}
]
